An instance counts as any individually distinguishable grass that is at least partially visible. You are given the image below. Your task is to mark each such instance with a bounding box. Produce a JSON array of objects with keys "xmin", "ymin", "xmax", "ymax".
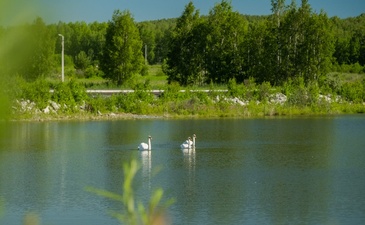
[
  {"xmin": 65, "ymin": 65, "xmax": 169, "ymax": 90},
  {"xmin": 135, "ymin": 65, "xmax": 168, "ymax": 89},
  {"xmin": 48, "ymin": 64, "xmax": 365, "ymax": 91},
  {"xmin": 328, "ymin": 72, "xmax": 365, "ymax": 83}
]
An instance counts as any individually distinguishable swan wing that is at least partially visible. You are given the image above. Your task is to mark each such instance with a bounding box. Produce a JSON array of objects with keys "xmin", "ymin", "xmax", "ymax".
[
  {"xmin": 138, "ymin": 142, "xmax": 149, "ymax": 150},
  {"xmin": 180, "ymin": 143, "xmax": 189, "ymax": 149},
  {"xmin": 182, "ymin": 139, "xmax": 193, "ymax": 145},
  {"xmin": 181, "ymin": 142, "xmax": 194, "ymax": 149}
]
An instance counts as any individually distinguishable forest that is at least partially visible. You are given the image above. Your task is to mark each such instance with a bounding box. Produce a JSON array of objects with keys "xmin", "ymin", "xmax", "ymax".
[{"xmin": 0, "ymin": 0, "xmax": 365, "ymax": 119}]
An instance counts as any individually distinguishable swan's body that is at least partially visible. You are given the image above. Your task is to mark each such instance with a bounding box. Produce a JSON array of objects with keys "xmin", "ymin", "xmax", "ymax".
[
  {"xmin": 138, "ymin": 136, "xmax": 152, "ymax": 151},
  {"xmin": 180, "ymin": 137, "xmax": 192, "ymax": 149}
]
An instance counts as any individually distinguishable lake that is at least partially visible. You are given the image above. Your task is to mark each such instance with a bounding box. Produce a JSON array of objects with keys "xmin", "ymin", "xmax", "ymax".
[{"xmin": 1, "ymin": 115, "xmax": 365, "ymax": 225}]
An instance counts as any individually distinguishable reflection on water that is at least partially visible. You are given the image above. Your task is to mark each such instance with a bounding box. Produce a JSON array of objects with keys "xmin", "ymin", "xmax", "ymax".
[
  {"xmin": 182, "ymin": 148, "xmax": 196, "ymax": 173},
  {"xmin": 0, "ymin": 116, "xmax": 365, "ymax": 225},
  {"xmin": 140, "ymin": 150, "xmax": 152, "ymax": 189}
]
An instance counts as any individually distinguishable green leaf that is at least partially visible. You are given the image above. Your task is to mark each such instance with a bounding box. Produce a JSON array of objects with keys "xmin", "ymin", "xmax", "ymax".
[
  {"xmin": 84, "ymin": 186, "xmax": 123, "ymax": 202},
  {"xmin": 149, "ymin": 188, "xmax": 164, "ymax": 214}
]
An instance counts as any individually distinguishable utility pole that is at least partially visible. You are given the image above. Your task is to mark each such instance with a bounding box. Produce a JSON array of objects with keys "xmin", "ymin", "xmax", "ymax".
[{"xmin": 58, "ymin": 34, "xmax": 64, "ymax": 82}]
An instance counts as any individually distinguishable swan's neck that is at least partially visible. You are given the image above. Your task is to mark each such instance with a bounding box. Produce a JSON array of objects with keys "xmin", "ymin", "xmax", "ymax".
[
  {"xmin": 148, "ymin": 138, "xmax": 151, "ymax": 150},
  {"xmin": 192, "ymin": 137, "xmax": 195, "ymax": 147}
]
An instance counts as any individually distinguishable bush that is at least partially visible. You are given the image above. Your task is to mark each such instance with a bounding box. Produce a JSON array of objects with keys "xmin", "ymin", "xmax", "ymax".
[
  {"xmin": 84, "ymin": 66, "xmax": 104, "ymax": 78},
  {"xmin": 349, "ymin": 63, "xmax": 364, "ymax": 74},
  {"xmin": 87, "ymin": 95, "xmax": 106, "ymax": 113},
  {"xmin": 68, "ymin": 79, "xmax": 88, "ymax": 103},
  {"xmin": 52, "ymin": 82, "xmax": 76, "ymax": 111},
  {"xmin": 244, "ymin": 77, "xmax": 257, "ymax": 100},
  {"xmin": 227, "ymin": 78, "xmax": 239, "ymax": 97},
  {"xmin": 51, "ymin": 80, "xmax": 89, "ymax": 111},
  {"xmin": 141, "ymin": 65, "xmax": 149, "ymax": 76},
  {"xmin": 258, "ymin": 81, "xmax": 272, "ymax": 102},
  {"xmin": 307, "ymin": 81, "xmax": 320, "ymax": 105},
  {"xmin": 340, "ymin": 82, "xmax": 364, "ymax": 103},
  {"xmin": 286, "ymin": 77, "xmax": 308, "ymax": 107},
  {"xmin": 282, "ymin": 78, "xmax": 295, "ymax": 97},
  {"xmin": 74, "ymin": 51, "xmax": 91, "ymax": 70},
  {"xmin": 19, "ymin": 78, "xmax": 51, "ymax": 109},
  {"xmin": 336, "ymin": 63, "xmax": 364, "ymax": 74},
  {"xmin": 160, "ymin": 83, "xmax": 182, "ymax": 102}
]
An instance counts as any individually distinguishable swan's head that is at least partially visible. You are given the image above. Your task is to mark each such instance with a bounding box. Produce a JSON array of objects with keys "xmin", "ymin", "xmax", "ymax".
[{"xmin": 193, "ymin": 134, "xmax": 196, "ymax": 138}]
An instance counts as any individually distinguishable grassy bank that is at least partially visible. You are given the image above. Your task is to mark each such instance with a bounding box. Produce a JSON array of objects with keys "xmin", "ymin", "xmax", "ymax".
[
  {"xmin": 8, "ymin": 84, "xmax": 365, "ymax": 122},
  {"xmin": 3, "ymin": 65, "xmax": 365, "ymax": 121}
]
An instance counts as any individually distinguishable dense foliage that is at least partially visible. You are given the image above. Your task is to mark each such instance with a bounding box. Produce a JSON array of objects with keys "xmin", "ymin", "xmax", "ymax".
[{"xmin": 165, "ymin": 0, "xmax": 336, "ymax": 86}]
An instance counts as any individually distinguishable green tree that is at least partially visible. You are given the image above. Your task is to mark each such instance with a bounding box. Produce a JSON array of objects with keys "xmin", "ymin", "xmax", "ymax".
[
  {"xmin": 244, "ymin": 21, "xmax": 270, "ymax": 83},
  {"xmin": 205, "ymin": 0, "xmax": 248, "ymax": 84},
  {"xmin": 165, "ymin": 1, "xmax": 205, "ymax": 85},
  {"xmin": 28, "ymin": 18, "xmax": 55, "ymax": 80},
  {"xmin": 74, "ymin": 51, "xmax": 91, "ymax": 70},
  {"xmin": 153, "ymin": 19, "xmax": 176, "ymax": 64},
  {"xmin": 333, "ymin": 38, "xmax": 350, "ymax": 65},
  {"xmin": 291, "ymin": 1, "xmax": 334, "ymax": 82},
  {"xmin": 349, "ymin": 29, "xmax": 365, "ymax": 65},
  {"xmin": 101, "ymin": 10, "xmax": 144, "ymax": 85},
  {"xmin": 88, "ymin": 21, "xmax": 107, "ymax": 65},
  {"xmin": 138, "ymin": 22, "xmax": 156, "ymax": 64},
  {"xmin": 259, "ymin": 0, "xmax": 334, "ymax": 84},
  {"xmin": 9, "ymin": 17, "xmax": 55, "ymax": 80},
  {"xmin": 67, "ymin": 22, "xmax": 92, "ymax": 60}
]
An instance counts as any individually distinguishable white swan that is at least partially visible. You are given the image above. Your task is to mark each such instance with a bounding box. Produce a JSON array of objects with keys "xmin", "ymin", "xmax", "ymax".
[
  {"xmin": 180, "ymin": 137, "xmax": 192, "ymax": 149},
  {"xmin": 138, "ymin": 135, "xmax": 152, "ymax": 151}
]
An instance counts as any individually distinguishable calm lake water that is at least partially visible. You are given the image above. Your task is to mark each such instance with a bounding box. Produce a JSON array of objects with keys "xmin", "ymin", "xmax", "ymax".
[{"xmin": 1, "ymin": 115, "xmax": 365, "ymax": 225}]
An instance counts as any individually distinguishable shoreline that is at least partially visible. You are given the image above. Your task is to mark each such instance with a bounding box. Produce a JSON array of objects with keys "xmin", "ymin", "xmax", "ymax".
[{"xmin": 8, "ymin": 109, "xmax": 364, "ymax": 122}]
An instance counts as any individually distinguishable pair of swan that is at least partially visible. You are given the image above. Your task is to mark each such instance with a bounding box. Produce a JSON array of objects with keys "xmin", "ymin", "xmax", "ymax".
[
  {"xmin": 137, "ymin": 134, "xmax": 196, "ymax": 150},
  {"xmin": 180, "ymin": 134, "xmax": 196, "ymax": 149}
]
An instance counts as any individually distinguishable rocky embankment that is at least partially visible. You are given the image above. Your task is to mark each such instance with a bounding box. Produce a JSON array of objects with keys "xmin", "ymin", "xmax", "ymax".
[{"xmin": 12, "ymin": 92, "xmax": 348, "ymax": 121}]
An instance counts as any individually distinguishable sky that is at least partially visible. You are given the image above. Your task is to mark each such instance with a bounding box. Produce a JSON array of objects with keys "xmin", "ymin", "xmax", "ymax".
[{"xmin": 1, "ymin": 0, "xmax": 365, "ymax": 25}]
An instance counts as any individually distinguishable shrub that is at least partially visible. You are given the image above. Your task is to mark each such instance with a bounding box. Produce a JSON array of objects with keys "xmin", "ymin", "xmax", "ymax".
[
  {"xmin": 52, "ymin": 82, "xmax": 76, "ymax": 111},
  {"xmin": 307, "ymin": 81, "xmax": 320, "ymax": 105},
  {"xmin": 160, "ymin": 83, "xmax": 182, "ymax": 102},
  {"xmin": 349, "ymin": 63, "xmax": 364, "ymax": 74},
  {"xmin": 19, "ymin": 78, "xmax": 51, "ymax": 109},
  {"xmin": 244, "ymin": 77, "xmax": 257, "ymax": 100},
  {"xmin": 258, "ymin": 81, "xmax": 272, "ymax": 102},
  {"xmin": 87, "ymin": 95, "xmax": 106, "ymax": 113},
  {"xmin": 84, "ymin": 65, "xmax": 104, "ymax": 78},
  {"xmin": 227, "ymin": 78, "xmax": 239, "ymax": 97},
  {"xmin": 340, "ymin": 82, "xmax": 364, "ymax": 103},
  {"xmin": 68, "ymin": 79, "xmax": 88, "ymax": 103},
  {"xmin": 286, "ymin": 77, "xmax": 308, "ymax": 107},
  {"xmin": 141, "ymin": 65, "xmax": 149, "ymax": 76}
]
